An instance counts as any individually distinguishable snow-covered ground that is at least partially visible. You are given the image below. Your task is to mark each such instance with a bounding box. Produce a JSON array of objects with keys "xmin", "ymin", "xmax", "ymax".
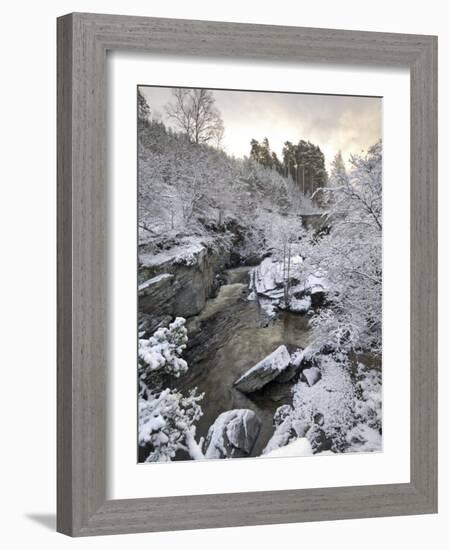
[
  {"xmin": 262, "ymin": 437, "xmax": 313, "ymax": 458},
  {"xmin": 263, "ymin": 355, "xmax": 382, "ymax": 455}
]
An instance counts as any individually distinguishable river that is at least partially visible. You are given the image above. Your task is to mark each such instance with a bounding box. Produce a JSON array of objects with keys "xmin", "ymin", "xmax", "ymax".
[{"xmin": 176, "ymin": 265, "xmax": 311, "ymax": 458}]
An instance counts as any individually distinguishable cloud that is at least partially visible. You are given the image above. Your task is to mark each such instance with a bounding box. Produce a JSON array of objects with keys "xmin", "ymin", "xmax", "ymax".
[{"xmin": 140, "ymin": 86, "xmax": 382, "ymax": 168}]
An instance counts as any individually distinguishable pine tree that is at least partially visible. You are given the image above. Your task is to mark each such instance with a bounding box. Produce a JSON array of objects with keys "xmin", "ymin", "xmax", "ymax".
[
  {"xmin": 330, "ymin": 150, "xmax": 348, "ymax": 186},
  {"xmin": 137, "ymin": 88, "xmax": 151, "ymax": 123}
]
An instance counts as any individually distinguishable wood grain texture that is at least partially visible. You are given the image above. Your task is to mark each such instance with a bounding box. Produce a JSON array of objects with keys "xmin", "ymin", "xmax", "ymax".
[{"xmin": 57, "ymin": 12, "xmax": 438, "ymax": 536}]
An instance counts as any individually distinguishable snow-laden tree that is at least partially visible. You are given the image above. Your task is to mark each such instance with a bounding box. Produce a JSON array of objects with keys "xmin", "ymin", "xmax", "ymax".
[
  {"xmin": 138, "ymin": 317, "xmax": 188, "ymax": 379},
  {"xmin": 138, "ymin": 120, "xmax": 241, "ymax": 239},
  {"xmin": 165, "ymin": 88, "xmax": 224, "ymax": 146},
  {"xmin": 138, "ymin": 388, "xmax": 204, "ymax": 462},
  {"xmin": 137, "ymin": 116, "xmax": 318, "ymax": 261},
  {"xmin": 138, "ymin": 318, "xmax": 205, "ymax": 461},
  {"xmin": 137, "ymin": 88, "xmax": 151, "ymax": 123},
  {"xmin": 306, "ymin": 141, "xmax": 382, "ymax": 355}
]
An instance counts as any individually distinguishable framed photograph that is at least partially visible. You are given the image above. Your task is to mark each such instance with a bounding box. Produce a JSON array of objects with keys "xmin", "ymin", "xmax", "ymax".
[{"xmin": 57, "ymin": 13, "xmax": 438, "ymax": 536}]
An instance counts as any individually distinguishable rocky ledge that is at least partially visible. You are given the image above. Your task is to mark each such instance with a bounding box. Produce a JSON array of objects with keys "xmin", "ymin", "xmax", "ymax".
[{"xmin": 138, "ymin": 236, "xmax": 230, "ymax": 334}]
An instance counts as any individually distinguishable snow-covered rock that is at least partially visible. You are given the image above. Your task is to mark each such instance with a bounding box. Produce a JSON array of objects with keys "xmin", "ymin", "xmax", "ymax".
[
  {"xmin": 283, "ymin": 295, "xmax": 311, "ymax": 313},
  {"xmin": 205, "ymin": 409, "xmax": 261, "ymax": 459},
  {"xmin": 263, "ymin": 406, "xmax": 294, "ymax": 455},
  {"xmin": 263, "ymin": 405, "xmax": 310, "ymax": 455},
  {"xmin": 303, "ymin": 272, "xmax": 328, "ymax": 294},
  {"xmin": 275, "ymin": 348, "xmax": 303, "ymax": 383},
  {"xmin": 291, "ymin": 355, "xmax": 377, "ymax": 453},
  {"xmin": 251, "ymin": 257, "xmax": 286, "ymax": 298},
  {"xmin": 249, "ymin": 256, "xmax": 328, "ymax": 314},
  {"xmin": 262, "ymin": 437, "xmax": 313, "ymax": 458},
  {"xmin": 265, "ymin": 355, "xmax": 382, "ymax": 456},
  {"xmin": 300, "ymin": 366, "xmax": 322, "ymax": 387},
  {"xmin": 234, "ymin": 345, "xmax": 291, "ymax": 393},
  {"xmin": 250, "ymin": 255, "xmax": 304, "ymax": 299},
  {"xmin": 306, "ymin": 424, "xmax": 333, "ymax": 453}
]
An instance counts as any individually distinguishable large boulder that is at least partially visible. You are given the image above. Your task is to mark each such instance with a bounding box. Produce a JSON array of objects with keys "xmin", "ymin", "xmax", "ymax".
[
  {"xmin": 250, "ymin": 257, "xmax": 285, "ymax": 299},
  {"xmin": 249, "ymin": 256, "xmax": 328, "ymax": 314},
  {"xmin": 205, "ymin": 409, "xmax": 261, "ymax": 459},
  {"xmin": 306, "ymin": 424, "xmax": 333, "ymax": 453},
  {"xmin": 234, "ymin": 345, "xmax": 291, "ymax": 393}
]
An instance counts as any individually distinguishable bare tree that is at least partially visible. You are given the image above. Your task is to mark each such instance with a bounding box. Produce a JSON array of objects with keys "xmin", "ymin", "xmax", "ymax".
[{"xmin": 165, "ymin": 88, "xmax": 224, "ymax": 146}]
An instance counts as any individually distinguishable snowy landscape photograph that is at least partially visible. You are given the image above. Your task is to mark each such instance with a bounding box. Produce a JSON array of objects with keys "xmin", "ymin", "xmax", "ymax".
[{"xmin": 137, "ymin": 85, "xmax": 383, "ymax": 463}]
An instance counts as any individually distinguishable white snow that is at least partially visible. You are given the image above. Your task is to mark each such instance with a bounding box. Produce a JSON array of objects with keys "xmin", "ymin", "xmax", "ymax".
[
  {"xmin": 249, "ymin": 256, "xmax": 328, "ymax": 314},
  {"xmin": 287, "ymin": 294, "xmax": 311, "ymax": 313},
  {"xmin": 234, "ymin": 345, "xmax": 291, "ymax": 385},
  {"xmin": 292, "ymin": 356, "xmax": 356, "ymax": 441},
  {"xmin": 293, "ymin": 271, "xmax": 328, "ymax": 296},
  {"xmin": 138, "ymin": 410, "xmax": 167, "ymax": 444},
  {"xmin": 354, "ymin": 365, "xmax": 382, "ymax": 430},
  {"xmin": 138, "ymin": 387, "xmax": 204, "ymax": 462},
  {"xmin": 275, "ymin": 356, "xmax": 382, "ymax": 453},
  {"xmin": 346, "ymin": 423, "xmax": 382, "ymax": 452},
  {"xmin": 138, "ymin": 272, "xmax": 173, "ymax": 292},
  {"xmin": 258, "ymin": 296, "xmax": 279, "ymax": 317},
  {"xmin": 301, "ymin": 366, "xmax": 321, "ymax": 387},
  {"xmin": 251, "ymin": 256, "xmax": 304, "ymax": 298},
  {"xmin": 263, "ymin": 417, "xmax": 292, "ymax": 454},
  {"xmin": 290, "ymin": 347, "xmax": 309, "ymax": 367},
  {"xmin": 138, "ymin": 317, "xmax": 188, "ymax": 377},
  {"xmin": 251, "ymin": 257, "xmax": 284, "ymax": 296},
  {"xmin": 139, "ymin": 237, "xmax": 211, "ymax": 269},
  {"xmin": 262, "ymin": 437, "xmax": 313, "ymax": 458}
]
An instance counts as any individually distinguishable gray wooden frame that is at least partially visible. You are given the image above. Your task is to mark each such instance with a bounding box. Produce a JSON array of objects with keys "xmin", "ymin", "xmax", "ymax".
[{"xmin": 57, "ymin": 12, "xmax": 438, "ymax": 537}]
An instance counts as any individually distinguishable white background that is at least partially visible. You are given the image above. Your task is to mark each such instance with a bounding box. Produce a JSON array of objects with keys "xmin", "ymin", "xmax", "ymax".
[
  {"xmin": 109, "ymin": 54, "xmax": 410, "ymax": 499},
  {"xmin": 0, "ymin": 1, "xmax": 445, "ymax": 548}
]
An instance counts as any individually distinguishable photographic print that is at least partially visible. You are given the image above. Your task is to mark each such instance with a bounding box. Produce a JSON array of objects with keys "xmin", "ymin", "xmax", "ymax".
[{"xmin": 137, "ymin": 86, "xmax": 382, "ymax": 463}]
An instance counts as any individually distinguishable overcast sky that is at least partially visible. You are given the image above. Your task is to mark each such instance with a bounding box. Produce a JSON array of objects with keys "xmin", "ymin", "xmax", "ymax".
[{"xmin": 140, "ymin": 86, "xmax": 382, "ymax": 169}]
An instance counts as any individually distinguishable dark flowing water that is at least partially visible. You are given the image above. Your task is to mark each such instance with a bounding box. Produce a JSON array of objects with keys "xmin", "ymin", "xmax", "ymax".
[{"xmin": 177, "ymin": 266, "xmax": 311, "ymax": 457}]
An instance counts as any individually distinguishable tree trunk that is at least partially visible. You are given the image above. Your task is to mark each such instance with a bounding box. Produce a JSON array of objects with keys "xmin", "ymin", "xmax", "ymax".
[{"xmin": 285, "ymin": 243, "xmax": 292, "ymax": 307}]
